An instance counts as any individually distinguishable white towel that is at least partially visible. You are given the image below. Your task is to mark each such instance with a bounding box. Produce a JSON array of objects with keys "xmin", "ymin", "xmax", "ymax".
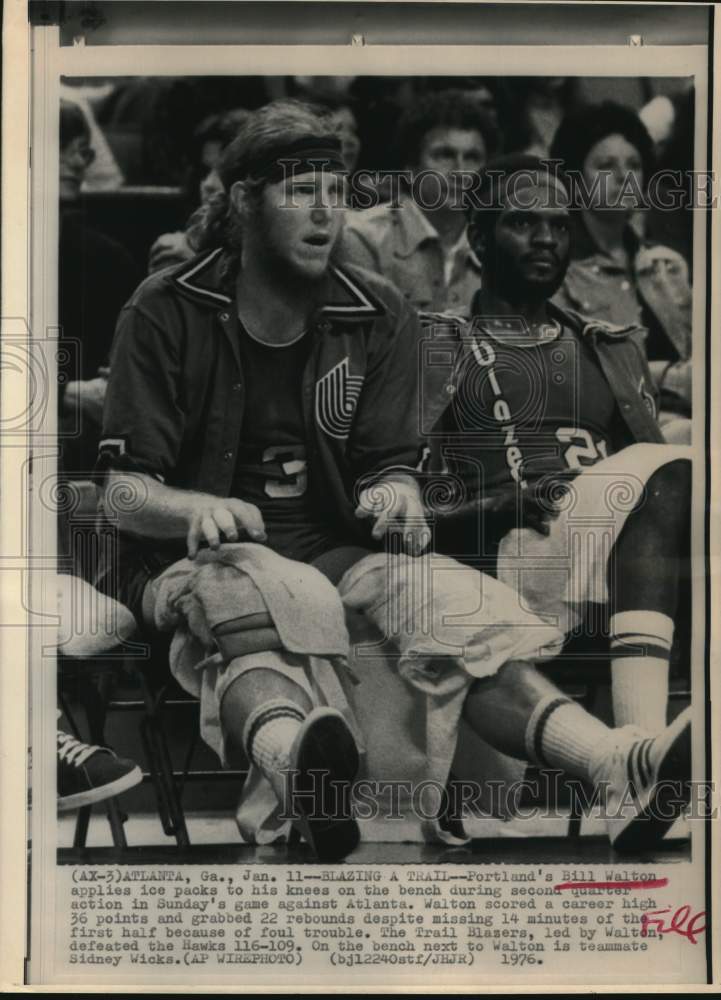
[{"xmin": 153, "ymin": 543, "xmax": 349, "ymax": 658}]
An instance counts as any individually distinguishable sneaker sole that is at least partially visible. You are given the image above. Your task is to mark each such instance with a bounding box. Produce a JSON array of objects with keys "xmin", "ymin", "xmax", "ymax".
[
  {"xmin": 58, "ymin": 765, "xmax": 143, "ymax": 812},
  {"xmin": 288, "ymin": 708, "xmax": 360, "ymax": 862},
  {"xmin": 612, "ymin": 711, "xmax": 691, "ymax": 854}
]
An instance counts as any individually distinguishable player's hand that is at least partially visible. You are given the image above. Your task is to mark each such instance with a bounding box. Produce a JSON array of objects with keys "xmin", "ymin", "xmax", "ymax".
[
  {"xmin": 481, "ymin": 471, "xmax": 581, "ymax": 537},
  {"xmin": 186, "ymin": 497, "xmax": 267, "ymax": 559},
  {"xmin": 63, "ymin": 377, "xmax": 107, "ymax": 424},
  {"xmin": 355, "ymin": 478, "xmax": 431, "ymax": 556}
]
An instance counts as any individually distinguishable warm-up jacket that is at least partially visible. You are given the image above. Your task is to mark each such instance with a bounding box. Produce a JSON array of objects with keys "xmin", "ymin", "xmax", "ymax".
[{"xmin": 95, "ymin": 247, "xmax": 427, "ymax": 608}]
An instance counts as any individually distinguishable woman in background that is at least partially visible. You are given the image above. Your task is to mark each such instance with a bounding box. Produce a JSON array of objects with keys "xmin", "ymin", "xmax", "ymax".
[{"xmin": 551, "ymin": 101, "xmax": 692, "ymax": 443}]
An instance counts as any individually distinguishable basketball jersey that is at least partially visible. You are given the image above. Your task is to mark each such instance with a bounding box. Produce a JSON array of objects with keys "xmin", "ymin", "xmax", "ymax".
[
  {"xmin": 232, "ymin": 323, "xmax": 341, "ymax": 561},
  {"xmin": 444, "ymin": 322, "xmax": 619, "ymax": 496}
]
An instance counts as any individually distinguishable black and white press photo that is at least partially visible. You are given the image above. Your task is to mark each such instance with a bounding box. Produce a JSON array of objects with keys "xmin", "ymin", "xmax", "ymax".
[{"xmin": 1, "ymin": 0, "xmax": 718, "ymax": 991}]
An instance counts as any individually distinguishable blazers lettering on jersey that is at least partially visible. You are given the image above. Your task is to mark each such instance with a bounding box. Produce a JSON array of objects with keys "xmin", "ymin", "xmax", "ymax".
[{"xmin": 421, "ymin": 302, "xmax": 665, "ymax": 448}]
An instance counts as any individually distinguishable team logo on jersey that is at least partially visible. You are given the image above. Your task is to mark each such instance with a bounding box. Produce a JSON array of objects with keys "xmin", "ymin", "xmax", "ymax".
[
  {"xmin": 638, "ymin": 376, "xmax": 657, "ymax": 417},
  {"xmin": 315, "ymin": 357, "xmax": 364, "ymax": 440}
]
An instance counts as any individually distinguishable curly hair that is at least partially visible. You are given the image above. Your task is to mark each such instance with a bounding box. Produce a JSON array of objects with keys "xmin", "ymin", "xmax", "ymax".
[
  {"xmin": 396, "ymin": 88, "xmax": 500, "ymax": 168},
  {"xmin": 549, "ymin": 100, "xmax": 656, "ymax": 187}
]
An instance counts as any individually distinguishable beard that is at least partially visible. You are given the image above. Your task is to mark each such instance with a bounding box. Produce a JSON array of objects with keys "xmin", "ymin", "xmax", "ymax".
[{"xmin": 484, "ymin": 239, "xmax": 570, "ymax": 305}]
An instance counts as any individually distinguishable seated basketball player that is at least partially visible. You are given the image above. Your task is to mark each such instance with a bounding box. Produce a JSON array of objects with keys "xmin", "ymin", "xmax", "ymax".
[
  {"xmin": 96, "ymin": 106, "xmax": 690, "ymax": 860},
  {"xmin": 424, "ymin": 153, "xmax": 691, "ymax": 831}
]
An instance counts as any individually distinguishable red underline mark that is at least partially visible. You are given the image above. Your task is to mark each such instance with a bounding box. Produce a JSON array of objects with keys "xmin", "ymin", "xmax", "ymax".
[{"xmin": 553, "ymin": 878, "xmax": 669, "ymax": 891}]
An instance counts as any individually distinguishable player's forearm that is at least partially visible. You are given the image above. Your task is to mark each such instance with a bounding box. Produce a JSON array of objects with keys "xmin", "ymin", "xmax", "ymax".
[{"xmin": 104, "ymin": 471, "xmax": 217, "ymax": 540}]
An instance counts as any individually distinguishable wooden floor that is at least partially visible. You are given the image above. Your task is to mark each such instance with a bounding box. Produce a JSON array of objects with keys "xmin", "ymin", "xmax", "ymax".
[{"xmin": 58, "ymin": 835, "xmax": 691, "ymax": 866}]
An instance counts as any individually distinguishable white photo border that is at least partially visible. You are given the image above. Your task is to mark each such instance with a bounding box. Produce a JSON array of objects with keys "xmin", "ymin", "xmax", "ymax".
[{"xmin": 1, "ymin": 18, "xmax": 717, "ymax": 991}]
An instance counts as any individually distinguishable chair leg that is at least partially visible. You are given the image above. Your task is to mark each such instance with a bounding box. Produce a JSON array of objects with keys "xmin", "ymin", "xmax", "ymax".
[
  {"xmin": 155, "ymin": 718, "xmax": 191, "ymax": 847},
  {"xmin": 105, "ymin": 798, "xmax": 129, "ymax": 849},
  {"xmin": 567, "ymin": 809, "xmax": 583, "ymax": 839},
  {"xmin": 136, "ymin": 674, "xmax": 191, "ymax": 847},
  {"xmin": 179, "ymin": 727, "xmax": 199, "ymax": 797},
  {"xmin": 78, "ymin": 672, "xmax": 109, "ymax": 747},
  {"xmin": 73, "ymin": 806, "xmax": 91, "ymax": 848},
  {"xmin": 139, "ymin": 715, "xmax": 175, "ymax": 836}
]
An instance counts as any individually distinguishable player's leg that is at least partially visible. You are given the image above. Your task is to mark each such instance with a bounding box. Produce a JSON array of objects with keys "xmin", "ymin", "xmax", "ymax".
[
  {"xmin": 339, "ymin": 550, "xmax": 690, "ymax": 850},
  {"xmin": 462, "ymin": 658, "xmax": 691, "ymax": 851},
  {"xmin": 607, "ymin": 457, "xmax": 690, "ymax": 731},
  {"xmin": 220, "ymin": 666, "xmax": 313, "ymax": 798},
  {"xmin": 219, "ymin": 663, "xmax": 360, "ymax": 861},
  {"xmin": 144, "ymin": 552, "xmax": 360, "ymax": 860},
  {"xmin": 211, "ymin": 564, "xmax": 359, "ymax": 861}
]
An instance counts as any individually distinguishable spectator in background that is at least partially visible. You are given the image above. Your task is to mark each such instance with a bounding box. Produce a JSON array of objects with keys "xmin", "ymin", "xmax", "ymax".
[
  {"xmin": 291, "ymin": 88, "xmax": 362, "ymax": 174},
  {"xmin": 550, "ymin": 101, "xmax": 692, "ymax": 441},
  {"xmin": 95, "ymin": 76, "xmax": 270, "ymax": 186},
  {"xmin": 347, "ymin": 76, "xmax": 418, "ymax": 183},
  {"xmin": 341, "ymin": 90, "xmax": 497, "ymax": 316},
  {"xmin": 423, "ymin": 76, "xmax": 502, "ymax": 134},
  {"xmin": 500, "ymin": 77, "xmax": 580, "ymax": 158},
  {"xmin": 148, "ymin": 109, "xmax": 250, "ymax": 273},
  {"xmin": 59, "ymin": 83, "xmax": 125, "ymax": 190},
  {"xmin": 58, "ymin": 100, "xmax": 140, "ymax": 476},
  {"xmin": 643, "ymin": 87, "xmax": 695, "ymax": 272}
]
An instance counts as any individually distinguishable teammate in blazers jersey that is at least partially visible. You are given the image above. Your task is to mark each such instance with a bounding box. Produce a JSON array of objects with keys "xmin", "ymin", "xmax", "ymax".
[
  {"xmin": 425, "ymin": 154, "xmax": 692, "ymax": 848},
  {"xmin": 99, "ymin": 106, "xmax": 690, "ymax": 857}
]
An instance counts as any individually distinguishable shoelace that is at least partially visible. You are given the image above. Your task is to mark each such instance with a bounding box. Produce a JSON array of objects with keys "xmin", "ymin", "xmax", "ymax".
[{"xmin": 57, "ymin": 731, "xmax": 100, "ymax": 768}]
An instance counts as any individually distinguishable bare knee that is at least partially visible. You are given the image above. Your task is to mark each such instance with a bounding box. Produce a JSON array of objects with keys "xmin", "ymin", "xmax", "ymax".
[{"xmin": 645, "ymin": 459, "xmax": 691, "ymax": 512}]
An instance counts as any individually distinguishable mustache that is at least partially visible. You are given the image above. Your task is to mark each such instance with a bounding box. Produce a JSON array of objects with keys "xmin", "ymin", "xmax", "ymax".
[{"xmin": 524, "ymin": 251, "xmax": 561, "ymax": 264}]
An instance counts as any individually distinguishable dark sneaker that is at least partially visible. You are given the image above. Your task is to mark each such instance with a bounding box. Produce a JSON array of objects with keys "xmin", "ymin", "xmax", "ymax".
[
  {"xmin": 285, "ymin": 708, "xmax": 360, "ymax": 862},
  {"xmin": 57, "ymin": 730, "xmax": 142, "ymax": 811}
]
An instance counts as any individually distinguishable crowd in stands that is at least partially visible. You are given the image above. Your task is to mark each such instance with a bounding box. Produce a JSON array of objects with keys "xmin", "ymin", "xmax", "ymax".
[{"xmin": 59, "ymin": 74, "xmax": 695, "ymax": 474}]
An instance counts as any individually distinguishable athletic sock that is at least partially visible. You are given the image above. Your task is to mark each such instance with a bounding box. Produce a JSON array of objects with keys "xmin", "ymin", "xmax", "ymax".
[
  {"xmin": 242, "ymin": 699, "xmax": 307, "ymax": 804},
  {"xmin": 525, "ymin": 695, "xmax": 615, "ymax": 781},
  {"xmin": 609, "ymin": 611, "xmax": 672, "ymax": 732}
]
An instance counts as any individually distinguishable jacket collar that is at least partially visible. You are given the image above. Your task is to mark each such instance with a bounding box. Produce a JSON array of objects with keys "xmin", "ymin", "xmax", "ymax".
[
  {"xmin": 394, "ymin": 198, "xmax": 481, "ymax": 270},
  {"xmin": 318, "ymin": 263, "xmax": 384, "ymax": 319},
  {"xmin": 570, "ymin": 213, "xmax": 642, "ymax": 266},
  {"xmin": 547, "ymin": 298, "xmax": 642, "ymax": 342},
  {"xmin": 170, "ymin": 247, "xmax": 384, "ymax": 320},
  {"xmin": 467, "ymin": 292, "xmax": 639, "ymax": 344},
  {"xmin": 172, "ymin": 247, "xmax": 232, "ymax": 305}
]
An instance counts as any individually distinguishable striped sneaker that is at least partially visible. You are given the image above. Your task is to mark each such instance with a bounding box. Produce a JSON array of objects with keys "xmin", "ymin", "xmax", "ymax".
[{"xmin": 590, "ymin": 708, "xmax": 692, "ymax": 852}]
